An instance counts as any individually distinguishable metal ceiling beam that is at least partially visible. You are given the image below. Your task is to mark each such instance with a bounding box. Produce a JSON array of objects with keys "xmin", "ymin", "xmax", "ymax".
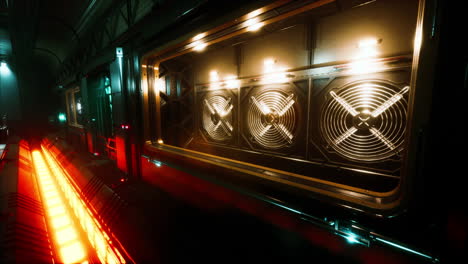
[{"xmin": 57, "ymin": 0, "xmax": 146, "ymax": 85}]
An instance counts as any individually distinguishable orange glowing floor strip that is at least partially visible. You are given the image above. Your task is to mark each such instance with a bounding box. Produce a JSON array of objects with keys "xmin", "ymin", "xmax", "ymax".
[
  {"xmin": 33, "ymin": 148, "xmax": 127, "ymax": 264},
  {"xmin": 32, "ymin": 150, "xmax": 88, "ymax": 264}
]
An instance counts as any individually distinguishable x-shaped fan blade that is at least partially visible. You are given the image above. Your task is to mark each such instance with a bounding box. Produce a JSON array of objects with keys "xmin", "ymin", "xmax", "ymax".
[
  {"xmin": 204, "ymin": 98, "xmax": 233, "ymax": 136},
  {"xmin": 331, "ymin": 85, "xmax": 409, "ymax": 150},
  {"xmin": 251, "ymin": 95, "xmax": 294, "ymax": 143}
]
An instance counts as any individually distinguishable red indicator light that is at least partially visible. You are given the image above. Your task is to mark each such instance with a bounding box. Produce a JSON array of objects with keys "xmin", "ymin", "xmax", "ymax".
[
  {"xmin": 94, "ymin": 152, "xmax": 100, "ymax": 156},
  {"xmin": 125, "ymin": 125, "xmax": 129, "ymax": 129},
  {"xmin": 120, "ymin": 178, "xmax": 125, "ymax": 182}
]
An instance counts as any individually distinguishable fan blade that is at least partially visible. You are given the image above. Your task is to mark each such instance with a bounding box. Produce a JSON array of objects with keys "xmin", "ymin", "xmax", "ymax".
[
  {"xmin": 278, "ymin": 94, "xmax": 295, "ymax": 116},
  {"xmin": 371, "ymin": 86, "xmax": 409, "ymax": 117},
  {"xmin": 273, "ymin": 123, "xmax": 293, "ymax": 144},
  {"xmin": 220, "ymin": 104, "xmax": 233, "ymax": 117},
  {"xmin": 220, "ymin": 120, "xmax": 233, "ymax": 136},
  {"xmin": 330, "ymin": 91, "xmax": 359, "ymax": 116},
  {"xmin": 213, "ymin": 121, "xmax": 222, "ymax": 131},
  {"xmin": 204, "ymin": 99, "xmax": 216, "ymax": 115},
  {"xmin": 370, "ymin": 127, "xmax": 396, "ymax": 150},
  {"xmin": 212, "ymin": 103, "xmax": 222, "ymax": 114},
  {"xmin": 251, "ymin": 96, "xmax": 271, "ymax": 115},
  {"xmin": 259, "ymin": 124, "xmax": 272, "ymax": 136},
  {"xmin": 333, "ymin": 127, "xmax": 358, "ymax": 145}
]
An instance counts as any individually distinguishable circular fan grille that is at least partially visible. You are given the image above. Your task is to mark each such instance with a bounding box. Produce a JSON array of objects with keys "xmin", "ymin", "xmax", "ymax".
[
  {"xmin": 202, "ymin": 95, "xmax": 234, "ymax": 142},
  {"xmin": 320, "ymin": 80, "xmax": 409, "ymax": 162},
  {"xmin": 247, "ymin": 90, "xmax": 297, "ymax": 149}
]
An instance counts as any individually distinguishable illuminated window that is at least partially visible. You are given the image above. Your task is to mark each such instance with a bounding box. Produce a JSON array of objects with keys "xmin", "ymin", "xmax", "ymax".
[
  {"xmin": 143, "ymin": 0, "xmax": 420, "ymax": 210},
  {"xmin": 65, "ymin": 87, "xmax": 84, "ymax": 127}
]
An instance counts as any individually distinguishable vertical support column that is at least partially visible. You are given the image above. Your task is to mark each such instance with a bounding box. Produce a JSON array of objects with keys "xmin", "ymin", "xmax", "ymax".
[{"xmin": 110, "ymin": 48, "xmax": 129, "ymax": 174}]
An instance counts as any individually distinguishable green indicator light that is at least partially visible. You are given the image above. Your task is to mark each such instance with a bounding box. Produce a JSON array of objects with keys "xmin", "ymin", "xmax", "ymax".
[{"xmin": 58, "ymin": 113, "xmax": 67, "ymax": 122}]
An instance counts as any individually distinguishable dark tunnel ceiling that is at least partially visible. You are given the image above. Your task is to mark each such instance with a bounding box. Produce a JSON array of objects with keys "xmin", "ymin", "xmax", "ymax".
[{"xmin": 3, "ymin": 0, "xmax": 115, "ymax": 80}]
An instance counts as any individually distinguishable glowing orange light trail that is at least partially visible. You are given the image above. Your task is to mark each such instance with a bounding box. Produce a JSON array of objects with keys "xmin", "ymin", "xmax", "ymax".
[
  {"xmin": 32, "ymin": 148, "xmax": 127, "ymax": 264},
  {"xmin": 32, "ymin": 150, "xmax": 87, "ymax": 264}
]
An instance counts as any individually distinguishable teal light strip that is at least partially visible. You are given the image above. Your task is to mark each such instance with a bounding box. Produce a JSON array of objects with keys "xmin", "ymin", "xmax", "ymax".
[{"xmin": 374, "ymin": 237, "xmax": 437, "ymax": 262}]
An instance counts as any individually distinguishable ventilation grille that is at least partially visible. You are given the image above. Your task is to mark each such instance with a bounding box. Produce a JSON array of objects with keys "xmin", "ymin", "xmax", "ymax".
[
  {"xmin": 320, "ymin": 80, "xmax": 409, "ymax": 162},
  {"xmin": 247, "ymin": 90, "xmax": 297, "ymax": 149},
  {"xmin": 202, "ymin": 94, "xmax": 234, "ymax": 142}
]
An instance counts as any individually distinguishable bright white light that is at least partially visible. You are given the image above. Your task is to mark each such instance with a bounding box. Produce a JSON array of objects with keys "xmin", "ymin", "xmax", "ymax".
[
  {"xmin": 263, "ymin": 58, "xmax": 275, "ymax": 72},
  {"xmin": 245, "ymin": 18, "xmax": 264, "ymax": 32},
  {"xmin": 360, "ymin": 83, "xmax": 374, "ymax": 108},
  {"xmin": 157, "ymin": 139, "xmax": 164, "ymax": 144},
  {"xmin": 155, "ymin": 78, "xmax": 165, "ymax": 93},
  {"xmin": 330, "ymin": 91, "xmax": 359, "ymax": 116},
  {"xmin": 358, "ymin": 38, "xmax": 379, "ymax": 48},
  {"xmin": 76, "ymin": 102, "xmax": 82, "ymax": 112},
  {"xmin": 346, "ymin": 234, "xmax": 359, "ymax": 244},
  {"xmin": 348, "ymin": 59, "xmax": 382, "ymax": 75},
  {"xmin": 370, "ymin": 127, "xmax": 396, "ymax": 150},
  {"xmin": 193, "ymin": 41, "xmax": 207, "ymax": 51},
  {"xmin": 224, "ymin": 75, "xmax": 240, "ymax": 89},
  {"xmin": 246, "ymin": 9, "xmax": 262, "ymax": 19},
  {"xmin": 193, "ymin": 33, "xmax": 206, "ymax": 41},
  {"xmin": 334, "ymin": 127, "xmax": 357, "ymax": 145},
  {"xmin": 356, "ymin": 38, "xmax": 380, "ymax": 58},
  {"xmin": 210, "ymin": 70, "xmax": 219, "ymax": 82},
  {"xmin": 251, "ymin": 96, "xmax": 271, "ymax": 114},
  {"xmin": 261, "ymin": 58, "xmax": 289, "ymax": 84},
  {"xmin": 371, "ymin": 86, "xmax": 409, "ymax": 117},
  {"xmin": 0, "ymin": 61, "xmax": 10, "ymax": 75}
]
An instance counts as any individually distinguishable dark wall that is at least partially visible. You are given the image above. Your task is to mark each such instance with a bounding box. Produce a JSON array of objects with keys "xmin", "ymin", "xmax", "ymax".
[{"xmin": 8, "ymin": 57, "xmax": 60, "ymax": 140}]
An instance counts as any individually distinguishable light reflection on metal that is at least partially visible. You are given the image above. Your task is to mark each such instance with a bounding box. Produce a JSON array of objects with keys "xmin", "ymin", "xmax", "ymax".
[
  {"xmin": 349, "ymin": 59, "xmax": 382, "ymax": 75},
  {"xmin": 262, "ymin": 58, "xmax": 289, "ymax": 84},
  {"xmin": 248, "ymin": 91, "xmax": 296, "ymax": 149},
  {"xmin": 330, "ymin": 91, "xmax": 359, "ymax": 116},
  {"xmin": 208, "ymin": 71, "xmax": 240, "ymax": 90},
  {"xmin": 345, "ymin": 233, "xmax": 359, "ymax": 244},
  {"xmin": 246, "ymin": 9, "xmax": 263, "ymax": 19},
  {"xmin": 193, "ymin": 33, "xmax": 206, "ymax": 41},
  {"xmin": 349, "ymin": 37, "xmax": 381, "ymax": 74},
  {"xmin": 371, "ymin": 86, "xmax": 409, "ymax": 117},
  {"xmin": 210, "ymin": 71, "xmax": 219, "ymax": 82},
  {"xmin": 203, "ymin": 96, "xmax": 234, "ymax": 141},
  {"xmin": 245, "ymin": 17, "xmax": 264, "ymax": 31},
  {"xmin": 322, "ymin": 81, "xmax": 408, "ymax": 161},
  {"xmin": 357, "ymin": 38, "xmax": 380, "ymax": 58},
  {"xmin": 224, "ymin": 75, "xmax": 240, "ymax": 89},
  {"xmin": 334, "ymin": 127, "xmax": 358, "ymax": 145},
  {"xmin": 155, "ymin": 77, "xmax": 165, "ymax": 93},
  {"xmin": 374, "ymin": 237, "xmax": 437, "ymax": 262},
  {"xmin": 32, "ymin": 150, "xmax": 88, "ymax": 264},
  {"xmin": 193, "ymin": 41, "xmax": 207, "ymax": 51},
  {"xmin": 369, "ymin": 127, "xmax": 396, "ymax": 150},
  {"xmin": 38, "ymin": 147, "xmax": 127, "ymax": 264}
]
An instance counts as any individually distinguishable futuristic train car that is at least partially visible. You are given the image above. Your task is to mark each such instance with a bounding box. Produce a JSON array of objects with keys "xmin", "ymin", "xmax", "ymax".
[{"xmin": 1, "ymin": 0, "xmax": 464, "ymax": 263}]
